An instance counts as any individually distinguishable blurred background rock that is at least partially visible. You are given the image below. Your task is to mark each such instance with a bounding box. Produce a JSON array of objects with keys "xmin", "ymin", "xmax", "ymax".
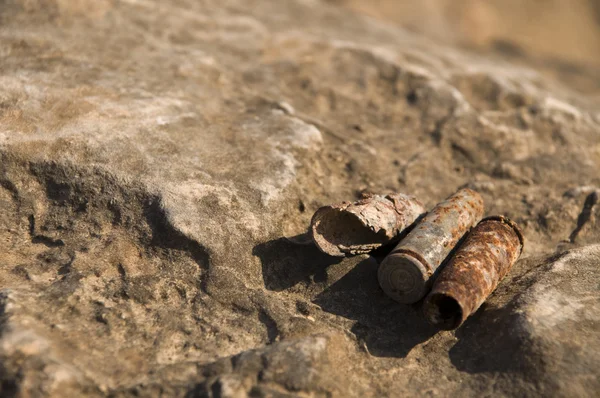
[{"xmin": 326, "ymin": 0, "xmax": 600, "ymax": 95}]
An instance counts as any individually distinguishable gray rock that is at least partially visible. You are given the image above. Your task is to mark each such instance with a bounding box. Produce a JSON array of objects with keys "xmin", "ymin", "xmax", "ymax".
[{"xmin": 0, "ymin": 0, "xmax": 598, "ymax": 397}]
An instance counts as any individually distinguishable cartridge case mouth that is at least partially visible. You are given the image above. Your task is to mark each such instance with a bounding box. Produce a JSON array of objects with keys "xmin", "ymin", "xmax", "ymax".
[
  {"xmin": 311, "ymin": 209, "xmax": 387, "ymax": 257},
  {"xmin": 423, "ymin": 292, "xmax": 464, "ymax": 330},
  {"xmin": 378, "ymin": 253, "xmax": 429, "ymax": 304}
]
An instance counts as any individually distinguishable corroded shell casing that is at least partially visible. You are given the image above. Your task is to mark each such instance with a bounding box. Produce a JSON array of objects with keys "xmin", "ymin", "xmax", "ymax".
[
  {"xmin": 378, "ymin": 188, "xmax": 484, "ymax": 303},
  {"xmin": 310, "ymin": 193, "xmax": 425, "ymax": 257},
  {"xmin": 423, "ymin": 216, "xmax": 524, "ymax": 330}
]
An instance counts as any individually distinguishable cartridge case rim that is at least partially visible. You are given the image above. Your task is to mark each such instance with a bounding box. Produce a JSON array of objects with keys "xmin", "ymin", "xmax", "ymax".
[{"xmin": 378, "ymin": 252, "xmax": 429, "ymax": 303}]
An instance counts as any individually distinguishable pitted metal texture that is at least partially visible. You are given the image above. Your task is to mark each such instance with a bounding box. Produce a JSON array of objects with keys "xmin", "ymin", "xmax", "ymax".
[{"xmin": 423, "ymin": 215, "xmax": 524, "ymax": 330}]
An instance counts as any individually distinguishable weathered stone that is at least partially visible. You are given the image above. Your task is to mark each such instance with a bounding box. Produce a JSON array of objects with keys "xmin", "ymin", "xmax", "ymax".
[
  {"xmin": 193, "ymin": 334, "xmax": 353, "ymax": 397},
  {"xmin": 0, "ymin": 0, "xmax": 598, "ymax": 397}
]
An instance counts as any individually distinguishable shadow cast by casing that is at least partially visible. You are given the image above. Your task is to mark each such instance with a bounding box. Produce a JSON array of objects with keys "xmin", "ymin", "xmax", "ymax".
[
  {"xmin": 448, "ymin": 302, "xmax": 539, "ymax": 376},
  {"xmin": 254, "ymin": 236, "xmax": 437, "ymax": 358},
  {"xmin": 253, "ymin": 235, "xmax": 342, "ymax": 292},
  {"xmin": 314, "ymin": 257, "xmax": 437, "ymax": 358}
]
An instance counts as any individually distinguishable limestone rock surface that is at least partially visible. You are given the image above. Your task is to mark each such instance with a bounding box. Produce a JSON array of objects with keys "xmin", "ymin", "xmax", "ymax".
[{"xmin": 0, "ymin": 0, "xmax": 598, "ymax": 397}]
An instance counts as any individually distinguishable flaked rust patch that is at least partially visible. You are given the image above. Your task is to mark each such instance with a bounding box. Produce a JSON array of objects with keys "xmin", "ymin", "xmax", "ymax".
[{"xmin": 378, "ymin": 188, "xmax": 484, "ymax": 303}]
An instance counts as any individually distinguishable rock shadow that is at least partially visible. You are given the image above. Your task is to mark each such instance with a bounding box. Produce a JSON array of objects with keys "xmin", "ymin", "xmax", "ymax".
[
  {"xmin": 448, "ymin": 302, "xmax": 537, "ymax": 375},
  {"xmin": 314, "ymin": 257, "xmax": 437, "ymax": 358},
  {"xmin": 142, "ymin": 197, "xmax": 211, "ymax": 270},
  {"xmin": 253, "ymin": 235, "xmax": 342, "ymax": 291}
]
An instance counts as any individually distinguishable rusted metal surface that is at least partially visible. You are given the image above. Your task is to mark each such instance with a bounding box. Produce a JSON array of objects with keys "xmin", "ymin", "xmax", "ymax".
[
  {"xmin": 310, "ymin": 193, "xmax": 425, "ymax": 257},
  {"xmin": 378, "ymin": 188, "xmax": 484, "ymax": 303},
  {"xmin": 423, "ymin": 216, "xmax": 524, "ymax": 330}
]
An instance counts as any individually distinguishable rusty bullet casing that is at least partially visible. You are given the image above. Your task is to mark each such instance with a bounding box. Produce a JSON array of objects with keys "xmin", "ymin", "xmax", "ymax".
[
  {"xmin": 310, "ymin": 193, "xmax": 426, "ymax": 257},
  {"xmin": 423, "ymin": 216, "xmax": 524, "ymax": 330},
  {"xmin": 378, "ymin": 188, "xmax": 484, "ymax": 303}
]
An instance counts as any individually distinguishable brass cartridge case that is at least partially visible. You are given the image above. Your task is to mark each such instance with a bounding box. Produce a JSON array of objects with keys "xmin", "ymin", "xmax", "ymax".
[
  {"xmin": 423, "ymin": 216, "xmax": 524, "ymax": 330},
  {"xmin": 378, "ymin": 188, "xmax": 484, "ymax": 303},
  {"xmin": 311, "ymin": 193, "xmax": 425, "ymax": 257}
]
